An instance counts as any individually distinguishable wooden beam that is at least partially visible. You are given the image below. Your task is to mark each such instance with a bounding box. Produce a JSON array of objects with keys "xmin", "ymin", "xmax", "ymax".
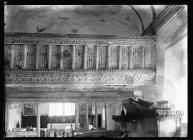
[
  {"xmin": 36, "ymin": 103, "xmax": 40, "ymax": 137},
  {"xmin": 60, "ymin": 45, "xmax": 63, "ymax": 69},
  {"xmin": 72, "ymin": 45, "xmax": 76, "ymax": 70},
  {"xmin": 48, "ymin": 45, "xmax": 52, "ymax": 69},
  {"xmin": 95, "ymin": 102, "xmax": 98, "ymax": 129},
  {"xmin": 84, "ymin": 45, "xmax": 87, "ymax": 70},
  {"xmin": 10, "ymin": 44, "xmax": 14, "ymax": 69},
  {"xmin": 86, "ymin": 103, "xmax": 89, "ymax": 131},
  {"xmin": 105, "ymin": 102, "xmax": 107, "ymax": 130},
  {"xmin": 23, "ymin": 45, "xmax": 27, "ymax": 69},
  {"xmin": 118, "ymin": 46, "xmax": 122, "ymax": 70},
  {"xmin": 36, "ymin": 45, "xmax": 39, "ymax": 69},
  {"xmin": 75, "ymin": 103, "xmax": 79, "ymax": 132},
  {"xmin": 95, "ymin": 46, "xmax": 99, "ymax": 70}
]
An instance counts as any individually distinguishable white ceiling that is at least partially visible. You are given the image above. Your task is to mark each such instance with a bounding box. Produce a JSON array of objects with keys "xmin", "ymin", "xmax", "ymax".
[{"xmin": 4, "ymin": 5, "xmax": 166, "ymax": 35}]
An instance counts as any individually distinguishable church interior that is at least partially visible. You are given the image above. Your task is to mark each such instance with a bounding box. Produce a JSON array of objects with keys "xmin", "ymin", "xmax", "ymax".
[{"xmin": 3, "ymin": 5, "xmax": 187, "ymax": 137}]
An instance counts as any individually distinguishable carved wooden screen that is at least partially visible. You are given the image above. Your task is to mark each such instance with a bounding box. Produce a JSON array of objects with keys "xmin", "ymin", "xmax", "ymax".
[
  {"xmin": 14, "ymin": 44, "xmax": 24, "ymax": 69},
  {"xmin": 144, "ymin": 46, "xmax": 152, "ymax": 68},
  {"xmin": 86, "ymin": 45, "xmax": 96, "ymax": 70},
  {"xmin": 133, "ymin": 46, "xmax": 143, "ymax": 69},
  {"xmin": 110, "ymin": 46, "xmax": 118, "ymax": 69},
  {"xmin": 4, "ymin": 44, "xmax": 12, "ymax": 68},
  {"xmin": 75, "ymin": 45, "xmax": 84, "ymax": 69},
  {"xmin": 121, "ymin": 46, "xmax": 130, "ymax": 69},
  {"xmin": 98, "ymin": 46, "xmax": 107, "ymax": 69},
  {"xmin": 51, "ymin": 45, "xmax": 60, "ymax": 69},
  {"xmin": 26, "ymin": 44, "xmax": 36, "ymax": 69},
  {"xmin": 63, "ymin": 45, "xmax": 72, "ymax": 69},
  {"xmin": 38, "ymin": 45, "xmax": 48, "ymax": 69}
]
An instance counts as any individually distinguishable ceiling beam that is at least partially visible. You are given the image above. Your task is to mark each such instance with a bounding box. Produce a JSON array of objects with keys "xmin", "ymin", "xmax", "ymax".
[{"xmin": 142, "ymin": 5, "xmax": 185, "ymax": 36}]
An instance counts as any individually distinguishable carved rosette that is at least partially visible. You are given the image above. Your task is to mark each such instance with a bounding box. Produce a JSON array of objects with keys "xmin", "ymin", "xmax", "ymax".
[{"xmin": 5, "ymin": 69, "xmax": 155, "ymax": 85}]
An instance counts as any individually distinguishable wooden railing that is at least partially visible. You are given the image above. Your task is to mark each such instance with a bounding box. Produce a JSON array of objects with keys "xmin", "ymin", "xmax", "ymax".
[{"xmin": 4, "ymin": 32, "xmax": 156, "ymax": 85}]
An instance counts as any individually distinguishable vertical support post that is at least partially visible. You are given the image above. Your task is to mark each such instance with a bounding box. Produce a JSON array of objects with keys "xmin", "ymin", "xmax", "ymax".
[
  {"xmin": 95, "ymin": 103, "xmax": 98, "ymax": 129},
  {"xmin": 5, "ymin": 103, "xmax": 9, "ymax": 136},
  {"xmin": 118, "ymin": 46, "xmax": 122, "ymax": 70},
  {"xmin": 60, "ymin": 45, "xmax": 63, "ymax": 69},
  {"xmin": 105, "ymin": 102, "xmax": 108, "ymax": 130},
  {"xmin": 36, "ymin": 103, "xmax": 40, "ymax": 137},
  {"xmin": 107, "ymin": 46, "xmax": 111, "ymax": 70},
  {"xmin": 10, "ymin": 44, "xmax": 14, "ymax": 69},
  {"xmin": 142, "ymin": 46, "xmax": 145, "ymax": 69},
  {"xmin": 84, "ymin": 45, "xmax": 87, "ymax": 70},
  {"xmin": 95, "ymin": 46, "xmax": 99, "ymax": 70},
  {"xmin": 36, "ymin": 45, "xmax": 39, "ymax": 69},
  {"xmin": 75, "ymin": 103, "xmax": 79, "ymax": 132},
  {"xmin": 85, "ymin": 103, "xmax": 89, "ymax": 132},
  {"xmin": 72, "ymin": 45, "xmax": 76, "ymax": 70},
  {"xmin": 48, "ymin": 45, "xmax": 52, "ymax": 69},
  {"xmin": 23, "ymin": 45, "xmax": 27, "ymax": 69},
  {"xmin": 130, "ymin": 46, "xmax": 134, "ymax": 69}
]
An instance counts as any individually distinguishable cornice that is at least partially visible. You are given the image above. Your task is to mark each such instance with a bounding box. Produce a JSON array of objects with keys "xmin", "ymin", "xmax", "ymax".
[
  {"xmin": 5, "ymin": 32, "xmax": 155, "ymax": 40},
  {"xmin": 142, "ymin": 5, "xmax": 185, "ymax": 36}
]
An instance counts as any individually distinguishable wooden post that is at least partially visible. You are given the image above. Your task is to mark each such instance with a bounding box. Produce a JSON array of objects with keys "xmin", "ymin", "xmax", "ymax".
[
  {"xmin": 107, "ymin": 46, "xmax": 111, "ymax": 69},
  {"xmin": 5, "ymin": 103, "xmax": 9, "ymax": 136},
  {"xmin": 23, "ymin": 45, "xmax": 27, "ymax": 69},
  {"xmin": 72, "ymin": 45, "xmax": 76, "ymax": 70},
  {"xmin": 105, "ymin": 102, "xmax": 108, "ymax": 130},
  {"xmin": 75, "ymin": 103, "xmax": 79, "ymax": 132},
  {"xmin": 36, "ymin": 103, "xmax": 40, "ymax": 137},
  {"xmin": 36, "ymin": 45, "xmax": 39, "ymax": 69},
  {"xmin": 142, "ymin": 46, "xmax": 145, "ymax": 69},
  {"xmin": 10, "ymin": 44, "xmax": 14, "ymax": 69},
  {"xmin": 84, "ymin": 45, "xmax": 87, "ymax": 70},
  {"xmin": 95, "ymin": 103, "xmax": 98, "ymax": 129},
  {"xmin": 95, "ymin": 46, "xmax": 99, "ymax": 70},
  {"xmin": 60, "ymin": 45, "xmax": 64, "ymax": 69},
  {"xmin": 48, "ymin": 45, "xmax": 52, "ymax": 69},
  {"xmin": 130, "ymin": 46, "xmax": 134, "ymax": 69},
  {"xmin": 118, "ymin": 46, "xmax": 122, "ymax": 70},
  {"xmin": 86, "ymin": 103, "xmax": 89, "ymax": 131}
]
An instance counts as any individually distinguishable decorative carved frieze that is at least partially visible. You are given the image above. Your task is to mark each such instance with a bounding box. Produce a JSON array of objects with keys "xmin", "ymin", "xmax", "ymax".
[
  {"xmin": 5, "ymin": 32, "xmax": 155, "ymax": 46},
  {"xmin": 5, "ymin": 69, "xmax": 156, "ymax": 85}
]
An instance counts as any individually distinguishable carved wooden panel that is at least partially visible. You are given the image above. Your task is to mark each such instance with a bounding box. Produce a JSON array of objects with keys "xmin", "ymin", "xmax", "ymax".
[
  {"xmin": 109, "ymin": 46, "xmax": 118, "ymax": 69},
  {"xmin": 14, "ymin": 44, "xmax": 24, "ymax": 69},
  {"xmin": 4, "ymin": 44, "xmax": 12, "ymax": 68},
  {"xmin": 133, "ymin": 46, "xmax": 143, "ymax": 69},
  {"xmin": 26, "ymin": 44, "xmax": 36, "ymax": 69},
  {"xmin": 98, "ymin": 46, "xmax": 107, "ymax": 69},
  {"xmin": 51, "ymin": 45, "xmax": 60, "ymax": 69},
  {"xmin": 38, "ymin": 45, "xmax": 48, "ymax": 69},
  {"xmin": 121, "ymin": 46, "xmax": 130, "ymax": 69},
  {"xmin": 63, "ymin": 45, "xmax": 72, "ymax": 69},
  {"xmin": 75, "ymin": 45, "xmax": 84, "ymax": 69},
  {"xmin": 144, "ymin": 46, "xmax": 152, "ymax": 68},
  {"xmin": 86, "ymin": 45, "xmax": 96, "ymax": 70},
  {"xmin": 5, "ymin": 69, "xmax": 156, "ymax": 85}
]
